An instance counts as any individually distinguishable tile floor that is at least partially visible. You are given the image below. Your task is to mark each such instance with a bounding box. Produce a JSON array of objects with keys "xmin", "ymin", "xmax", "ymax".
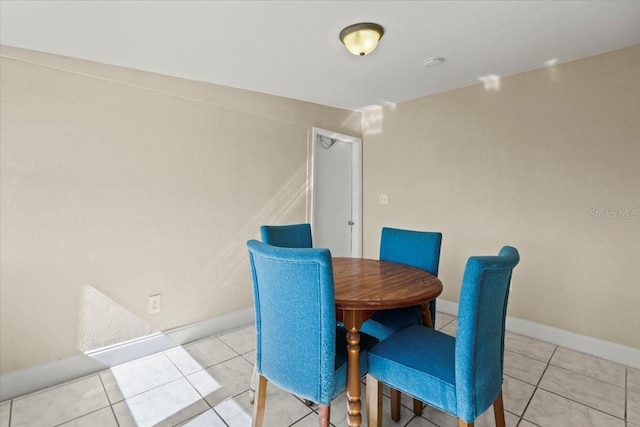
[{"xmin": 1, "ymin": 312, "xmax": 638, "ymax": 427}]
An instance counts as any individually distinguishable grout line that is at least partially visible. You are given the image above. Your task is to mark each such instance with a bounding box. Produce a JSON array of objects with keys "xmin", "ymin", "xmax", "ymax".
[
  {"xmin": 542, "ymin": 363, "xmax": 627, "ymax": 391},
  {"xmin": 625, "ymin": 367, "xmax": 628, "ymax": 422},
  {"xmin": 97, "ymin": 373, "xmax": 120, "ymax": 426},
  {"xmin": 217, "ymin": 332, "xmax": 253, "ymax": 357},
  {"xmin": 517, "ymin": 417, "xmax": 543, "ymax": 426},
  {"xmin": 539, "ymin": 388, "xmax": 626, "ymax": 422},
  {"xmin": 211, "ymin": 406, "xmax": 231, "ymax": 427},
  {"xmin": 162, "ymin": 345, "xmax": 196, "ymax": 378},
  {"xmin": 50, "ymin": 406, "xmax": 112, "ymax": 427},
  {"xmin": 110, "ymin": 403, "xmax": 121, "ymax": 427},
  {"xmin": 537, "ymin": 345, "xmax": 556, "ymax": 389},
  {"xmin": 514, "ymin": 339, "xmax": 557, "ymax": 425}
]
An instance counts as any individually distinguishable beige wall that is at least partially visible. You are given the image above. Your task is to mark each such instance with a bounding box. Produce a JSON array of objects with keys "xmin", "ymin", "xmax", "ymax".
[
  {"xmin": 1, "ymin": 43, "xmax": 638, "ymax": 376},
  {"xmin": 362, "ymin": 45, "xmax": 640, "ymax": 348},
  {"xmin": 0, "ymin": 46, "xmax": 361, "ymax": 374}
]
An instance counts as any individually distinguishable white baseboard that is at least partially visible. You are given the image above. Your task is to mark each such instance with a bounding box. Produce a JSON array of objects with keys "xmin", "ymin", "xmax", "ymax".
[
  {"xmin": 0, "ymin": 308, "xmax": 254, "ymax": 402},
  {"xmin": 437, "ymin": 299, "xmax": 640, "ymax": 369},
  {"xmin": 3, "ymin": 302, "xmax": 638, "ymax": 402}
]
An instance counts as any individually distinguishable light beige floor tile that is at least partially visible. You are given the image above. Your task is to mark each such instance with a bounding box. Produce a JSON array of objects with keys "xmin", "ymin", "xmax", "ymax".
[
  {"xmin": 100, "ymin": 352, "xmax": 183, "ymax": 403},
  {"xmin": 404, "ymin": 416, "xmax": 440, "ymax": 426},
  {"xmin": 420, "ymin": 403, "xmax": 458, "ymax": 427},
  {"xmin": 502, "ymin": 375, "xmax": 536, "ymax": 416},
  {"xmin": 538, "ymin": 365, "xmax": 625, "ymax": 418},
  {"xmin": 550, "ymin": 347, "xmax": 625, "ymax": 387},
  {"xmin": 242, "ymin": 349, "xmax": 256, "ymax": 365},
  {"xmin": 523, "ymin": 389, "xmax": 624, "ymax": 427},
  {"xmin": 174, "ymin": 408, "xmax": 227, "ymax": 426},
  {"xmin": 112, "ymin": 378, "xmax": 209, "ymax": 427},
  {"xmin": 9, "ymin": 323, "xmax": 636, "ymax": 427},
  {"xmin": 399, "ymin": 387, "xmax": 418, "ymax": 407},
  {"xmin": 58, "ymin": 407, "xmax": 118, "ymax": 427},
  {"xmin": 440, "ymin": 320, "xmax": 458, "ymax": 337},
  {"xmin": 0, "ymin": 401, "xmax": 10, "ymax": 427},
  {"xmin": 165, "ymin": 336, "xmax": 239, "ymax": 376},
  {"xmin": 290, "ymin": 411, "xmax": 337, "ymax": 426},
  {"xmin": 628, "ymin": 389, "xmax": 640, "ymax": 425},
  {"xmin": 215, "ymin": 388, "xmax": 312, "ymax": 427},
  {"xmin": 186, "ymin": 355, "xmax": 253, "ymax": 406},
  {"xmin": 473, "ymin": 407, "xmax": 520, "ymax": 427},
  {"xmin": 628, "ymin": 366, "xmax": 640, "ymax": 394},
  {"xmin": 10, "ymin": 375, "xmax": 109, "ymax": 427},
  {"xmin": 504, "ymin": 350, "xmax": 547, "ymax": 385},
  {"xmin": 435, "ymin": 312, "xmax": 456, "ymax": 330},
  {"xmin": 218, "ymin": 325, "xmax": 256, "ymax": 355},
  {"xmin": 504, "ymin": 332, "xmax": 556, "ymax": 362}
]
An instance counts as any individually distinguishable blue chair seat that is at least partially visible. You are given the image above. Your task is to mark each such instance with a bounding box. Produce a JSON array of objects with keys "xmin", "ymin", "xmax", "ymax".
[{"xmin": 368, "ymin": 325, "xmax": 456, "ymax": 414}]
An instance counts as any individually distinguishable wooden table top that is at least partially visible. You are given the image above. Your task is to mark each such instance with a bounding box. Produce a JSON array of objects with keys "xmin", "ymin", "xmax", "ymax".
[{"xmin": 332, "ymin": 257, "xmax": 443, "ymax": 311}]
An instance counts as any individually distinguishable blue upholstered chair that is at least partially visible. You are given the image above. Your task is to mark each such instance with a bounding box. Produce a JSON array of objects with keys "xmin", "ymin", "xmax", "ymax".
[
  {"xmin": 365, "ymin": 246, "xmax": 520, "ymax": 427},
  {"xmin": 260, "ymin": 223, "xmax": 312, "ymax": 248},
  {"xmin": 359, "ymin": 227, "xmax": 443, "ymax": 419},
  {"xmin": 360, "ymin": 227, "xmax": 442, "ymax": 341},
  {"xmin": 247, "ymin": 240, "xmax": 378, "ymax": 427},
  {"xmin": 249, "ymin": 223, "xmax": 314, "ymax": 404}
]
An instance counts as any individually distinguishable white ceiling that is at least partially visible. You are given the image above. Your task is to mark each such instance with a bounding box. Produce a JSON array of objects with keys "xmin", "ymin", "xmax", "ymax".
[{"xmin": 1, "ymin": 1, "xmax": 640, "ymax": 111}]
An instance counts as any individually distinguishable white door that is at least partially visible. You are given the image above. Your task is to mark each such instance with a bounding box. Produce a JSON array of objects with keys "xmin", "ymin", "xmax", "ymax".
[{"xmin": 311, "ymin": 127, "xmax": 362, "ymax": 257}]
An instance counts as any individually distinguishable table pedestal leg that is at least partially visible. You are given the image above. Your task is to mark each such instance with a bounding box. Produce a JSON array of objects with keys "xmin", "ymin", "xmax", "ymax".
[{"xmin": 343, "ymin": 310, "xmax": 363, "ymax": 427}]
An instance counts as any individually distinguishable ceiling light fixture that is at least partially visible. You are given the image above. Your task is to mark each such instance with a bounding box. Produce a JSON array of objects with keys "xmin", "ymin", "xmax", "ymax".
[{"xmin": 339, "ymin": 22, "xmax": 384, "ymax": 56}]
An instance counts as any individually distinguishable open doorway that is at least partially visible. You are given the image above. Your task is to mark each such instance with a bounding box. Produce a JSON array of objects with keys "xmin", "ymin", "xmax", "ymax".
[{"xmin": 311, "ymin": 127, "xmax": 362, "ymax": 257}]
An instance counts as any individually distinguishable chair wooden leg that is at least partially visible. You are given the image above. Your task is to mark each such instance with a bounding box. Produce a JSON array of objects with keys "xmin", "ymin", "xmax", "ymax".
[
  {"xmin": 458, "ymin": 420, "xmax": 474, "ymax": 427},
  {"xmin": 390, "ymin": 387, "xmax": 401, "ymax": 421},
  {"xmin": 366, "ymin": 374, "xmax": 382, "ymax": 427},
  {"xmin": 249, "ymin": 366, "xmax": 257, "ymax": 404},
  {"xmin": 413, "ymin": 398, "xmax": 423, "ymax": 416},
  {"xmin": 493, "ymin": 391, "xmax": 506, "ymax": 427},
  {"xmin": 318, "ymin": 404, "xmax": 330, "ymax": 427},
  {"xmin": 251, "ymin": 375, "xmax": 267, "ymax": 427}
]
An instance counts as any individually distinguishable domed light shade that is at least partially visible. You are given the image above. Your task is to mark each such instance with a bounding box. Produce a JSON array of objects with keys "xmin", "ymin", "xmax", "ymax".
[{"xmin": 339, "ymin": 23, "xmax": 384, "ymax": 56}]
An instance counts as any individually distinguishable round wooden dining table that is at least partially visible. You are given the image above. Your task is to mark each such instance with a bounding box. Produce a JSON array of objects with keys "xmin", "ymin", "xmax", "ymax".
[{"xmin": 332, "ymin": 257, "xmax": 443, "ymax": 427}]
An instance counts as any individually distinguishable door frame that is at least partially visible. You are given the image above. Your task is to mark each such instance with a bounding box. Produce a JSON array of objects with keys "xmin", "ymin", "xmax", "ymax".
[{"xmin": 310, "ymin": 127, "xmax": 362, "ymax": 257}]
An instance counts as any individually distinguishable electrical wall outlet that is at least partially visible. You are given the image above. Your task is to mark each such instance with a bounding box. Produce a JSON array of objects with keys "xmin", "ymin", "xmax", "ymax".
[
  {"xmin": 149, "ymin": 294, "xmax": 161, "ymax": 314},
  {"xmin": 379, "ymin": 194, "xmax": 388, "ymax": 205}
]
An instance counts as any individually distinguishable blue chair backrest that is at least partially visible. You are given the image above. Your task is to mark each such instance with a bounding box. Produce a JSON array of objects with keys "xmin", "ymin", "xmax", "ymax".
[
  {"xmin": 379, "ymin": 227, "xmax": 442, "ymax": 275},
  {"xmin": 455, "ymin": 246, "xmax": 520, "ymax": 421},
  {"xmin": 260, "ymin": 223, "xmax": 313, "ymax": 248},
  {"xmin": 247, "ymin": 239, "xmax": 335, "ymax": 405}
]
